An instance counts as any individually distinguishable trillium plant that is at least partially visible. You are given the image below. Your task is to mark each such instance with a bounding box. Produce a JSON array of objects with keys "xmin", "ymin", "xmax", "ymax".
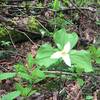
[{"xmin": 34, "ymin": 28, "xmax": 93, "ymax": 73}]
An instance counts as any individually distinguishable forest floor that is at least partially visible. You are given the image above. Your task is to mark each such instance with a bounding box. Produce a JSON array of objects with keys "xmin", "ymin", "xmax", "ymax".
[{"xmin": 0, "ymin": 1, "xmax": 100, "ymax": 100}]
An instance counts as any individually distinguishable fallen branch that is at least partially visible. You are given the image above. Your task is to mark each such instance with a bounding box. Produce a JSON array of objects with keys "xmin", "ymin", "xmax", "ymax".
[
  {"xmin": 43, "ymin": 70, "xmax": 76, "ymax": 76},
  {"xmin": 60, "ymin": 7, "xmax": 96, "ymax": 12}
]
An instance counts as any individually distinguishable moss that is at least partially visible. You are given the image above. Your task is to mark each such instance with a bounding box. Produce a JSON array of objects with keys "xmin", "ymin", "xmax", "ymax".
[
  {"xmin": 27, "ymin": 16, "xmax": 39, "ymax": 31},
  {"xmin": 0, "ymin": 24, "xmax": 8, "ymax": 37}
]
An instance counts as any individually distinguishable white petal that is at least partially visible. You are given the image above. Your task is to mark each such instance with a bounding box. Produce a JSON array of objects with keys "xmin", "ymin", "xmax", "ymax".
[
  {"xmin": 64, "ymin": 42, "xmax": 71, "ymax": 53},
  {"xmin": 62, "ymin": 54, "xmax": 71, "ymax": 66},
  {"xmin": 50, "ymin": 51, "xmax": 62, "ymax": 59}
]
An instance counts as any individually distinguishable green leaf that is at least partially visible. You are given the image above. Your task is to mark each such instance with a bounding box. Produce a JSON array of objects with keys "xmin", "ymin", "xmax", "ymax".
[
  {"xmin": 74, "ymin": 66, "xmax": 84, "ymax": 74},
  {"xmin": 95, "ymin": 48, "xmax": 100, "ymax": 64},
  {"xmin": 54, "ymin": 28, "xmax": 78, "ymax": 49},
  {"xmin": 0, "ymin": 73, "xmax": 16, "ymax": 81},
  {"xmin": 35, "ymin": 43, "xmax": 58, "ymax": 67},
  {"xmin": 71, "ymin": 50, "xmax": 93, "ymax": 72},
  {"xmin": 88, "ymin": 45, "xmax": 97, "ymax": 58},
  {"xmin": 15, "ymin": 63, "xmax": 27, "ymax": 73},
  {"xmin": 31, "ymin": 68, "xmax": 46, "ymax": 83},
  {"xmin": 96, "ymin": 48, "xmax": 100, "ymax": 57},
  {"xmin": 96, "ymin": 20, "xmax": 100, "ymax": 25},
  {"xmin": 76, "ymin": 78, "xmax": 84, "ymax": 86},
  {"xmin": 67, "ymin": 32, "xmax": 78, "ymax": 49},
  {"xmin": 15, "ymin": 83, "xmax": 23, "ymax": 93},
  {"xmin": 16, "ymin": 83, "xmax": 31, "ymax": 96},
  {"xmin": 95, "ymin": 58, "xmax": 100, "ymax": 64},
  {"xmin": 93, "ymin": 48, "xmax": 100, "ymax": 64},
  {"xmin": 27, "ymin": 53, "xmax": 34, "ymax": 68},
  {"xmin": 53, "ymin": 0, "xmax": 60, "ymax": 10},
  {"xmin": 17, "ymin": 72, "xmax": 32, "ymax": 82},
  {"xmin": 89, "ymin": 46, "xmax": 100, "ymax": 64},
  {"xmin": 1, "ymin": 91, "xmax": 21, "ymax": 100}
]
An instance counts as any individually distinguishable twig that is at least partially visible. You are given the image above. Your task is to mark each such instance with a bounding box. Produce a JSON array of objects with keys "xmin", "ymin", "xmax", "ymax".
[
  {"xmin": 19, "ymin": 30, "xmax": 34, "ymax": 44},
  {"xmin": 5, "ymin": 25, "xmax": 35, "ymax": 45},
  {"xmin": 0, "ymin": 4, "xmax": 96, "ymax": 13},
  {"xmin": 7, "ymin": 31, "xmax": 16, "ymax": 49},
  {"xmin": 35, "ymin": 19, "xmax": 50, "ymax": 35},
  {"xmin": 43, "ymin": 70, "xmax": 76, "ymax": 76},
  {"xmin": 5, "ymin": 29, "xmax": 26, "ymax": 58},
  {"xmin": 60, "ymin": 7, "xmax": 96, "ymax": 12}
]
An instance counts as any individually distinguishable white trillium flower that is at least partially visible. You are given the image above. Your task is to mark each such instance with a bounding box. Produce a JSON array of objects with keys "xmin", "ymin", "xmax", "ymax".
[{"xmin": 50, "ymin": 42, "xmax": 71, "ymax": 66}]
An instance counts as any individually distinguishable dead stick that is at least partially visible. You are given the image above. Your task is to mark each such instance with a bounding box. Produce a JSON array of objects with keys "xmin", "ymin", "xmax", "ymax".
[{"xmin": 43, "ymin": 70, "xmax": 75, "ymax": 76}]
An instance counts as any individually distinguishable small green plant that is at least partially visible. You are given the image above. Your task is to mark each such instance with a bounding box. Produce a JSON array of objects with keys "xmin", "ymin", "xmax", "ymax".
[
  {"xmin": 85, "ymin": 95, "xmax": 93, "ymax": 100},
  {"xmin": 89, "ymin": 45, "xmax": 100, "ymax": 64},
  {"xmin": 0, "ymin": 73, "xmax": 16, "ymax": 81},
  {"xmin": 15, "ymin": 83, "xmax": 36, "ymax": 97},
  {"xmin": 0, "ymin": 24, "xmax": 7, "ymax": 37},
  {"xmin": 14, "ymin": 52, "xmax": 46, "ymax": 84},
  {"xmin": 96, "ymin": 20, "xmax": 100, "ymax": 25},
  {"xmin": 0, "ymin": 54, "xmax": 45, "ymax": 98},
  {"xmin": 74, "ymin": 0, "xmax": 95, "ymax": 7},
  {"xmin": 49, "ymin": 17, "xmax": 73, "ymax": 29},
  {"xmin": 53, "ymin": 0, "xmax": 61, "ymax": 10},
  {"xmin": 1, "ymin": 91, "xmax": 21, "ymax": 100},
  {"xmin": 1, "ymin": 41, "xmax": 11, "ymax": 47}
]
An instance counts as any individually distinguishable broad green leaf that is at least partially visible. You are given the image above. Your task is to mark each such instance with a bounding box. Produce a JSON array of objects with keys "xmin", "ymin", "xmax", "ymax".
[
  {"xmin": 54, "ymin": 28, "xmax": 78, "ymax": 49},
  {"xmin": 74, "ymin": 65, "xmax": 84, "ymax": 74},
  {"xmin": 95, "ymin": 58, "xmax": 100, "ymax": 64},
  {"xmin": 1, "ymin": 91, "xmax": 21, "ymax": 100},
  {"xmin": 71, "ymin": 50, "xmax": 93, "ymax": 72},
  {"xmin": 54, "ymin": 28, "xmax": 68, "ymax": 49},
  {"xmin": 36, "ymin": 44, "xmax": 57, "ymax": 58},
  {"xmin": 35, "ymin": 43, "xmax": 58, "ymax": 67},
  {"xmin": 31, "ymin": 68, "xmax": 45, "ymax": 83},
  {"xmin": 96, "ymin": 48, "xmax": 100, "ymax": 57},
  {"xmin": 27, "ymin": 53, "xmax": 34, "ymax": 68},
  {"xmin": 15, "ymin": 83, "xmax": 23, "ymax": 93},
  {"xmin": 95, "ymin": 48, "xmax": 100, "ymax": 64},
  {"xmin": 15, "ymin": 63, "xmax": 27, "ymax": 73},
  {"xmin": 53, "ymin": 0, "xmax": 60, "ymax": 10},
  {"xmin": 67, "ymin": 32, "xmax": 78, "ymax": 48},
  {"xmin": 0, "ymin": 73, "xmax": 16, "ymax": 81},
  {"xmin": 17, "ymin": 72, "xmax": 32, "ymax": 82}
]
